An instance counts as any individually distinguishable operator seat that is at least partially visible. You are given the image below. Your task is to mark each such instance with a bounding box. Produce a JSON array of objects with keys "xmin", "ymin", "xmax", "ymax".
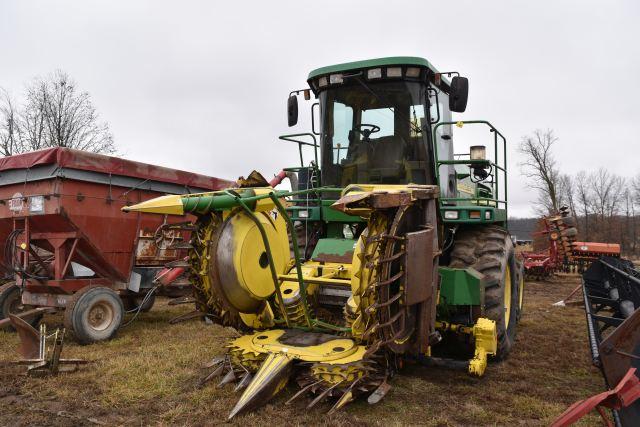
[{"xmin": 368, "ymin": 135, "xmax": 407, "ymax": 183}]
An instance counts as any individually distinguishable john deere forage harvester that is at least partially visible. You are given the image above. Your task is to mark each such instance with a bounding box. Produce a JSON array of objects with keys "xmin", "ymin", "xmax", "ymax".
[{"xmin": 124, "ymin": 56, "xmax": 524, "ymax": 418}]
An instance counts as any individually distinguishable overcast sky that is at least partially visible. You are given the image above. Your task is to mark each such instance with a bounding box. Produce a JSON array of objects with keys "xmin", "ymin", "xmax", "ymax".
[{"xmin": 1, "ymin": 0, "xmax": 639, "ymax": 217}]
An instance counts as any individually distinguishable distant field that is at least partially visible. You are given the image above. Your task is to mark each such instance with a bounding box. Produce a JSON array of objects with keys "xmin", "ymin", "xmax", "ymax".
[{"xmin": 0, "ymin": 276, "xmax": 603, "ymax": 426}]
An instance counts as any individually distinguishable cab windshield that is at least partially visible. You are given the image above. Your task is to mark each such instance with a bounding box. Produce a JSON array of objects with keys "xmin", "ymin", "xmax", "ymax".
[{"xmin": 319, "ymin": 80, "xmax": 433, "ymax": 187}]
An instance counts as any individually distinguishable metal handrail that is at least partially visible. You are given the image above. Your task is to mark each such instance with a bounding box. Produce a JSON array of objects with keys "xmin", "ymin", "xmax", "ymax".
[
  {"xmin": 432, "ymin": 120, "xmax": 508, "ymax": 220},
  {"xmin": 279, "ymin": 133, "xmax": 319, "ymax": 167}
]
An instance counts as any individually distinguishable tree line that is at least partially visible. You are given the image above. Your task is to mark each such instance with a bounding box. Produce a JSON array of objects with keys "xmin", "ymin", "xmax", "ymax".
[
  {"xmin": 520, "ymin": 129, "xmax": 639, "ymax": 254},
  {"xmin": 0, "ymin": 70, "xmax": 115, "ymax": 157}
]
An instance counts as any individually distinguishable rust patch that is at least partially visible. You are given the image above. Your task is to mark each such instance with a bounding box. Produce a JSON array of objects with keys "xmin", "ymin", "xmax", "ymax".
[{"xmin": 312, "ymin": 252, "xmax": 353, "ymax": 264}]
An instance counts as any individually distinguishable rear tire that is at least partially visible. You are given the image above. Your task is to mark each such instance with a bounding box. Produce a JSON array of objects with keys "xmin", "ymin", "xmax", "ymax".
[
  {"xmin": 0, "ymin": 282, "xmax": 42, "ymax": 331},
  {"xmin": 64, "ymin": 286, "xmax": 124, "ymax": 344},
  {"xmin": 449, "ymin": 226, "xmax": 519, "ymax": 359}
]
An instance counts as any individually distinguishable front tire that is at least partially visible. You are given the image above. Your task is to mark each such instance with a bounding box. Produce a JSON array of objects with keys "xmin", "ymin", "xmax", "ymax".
[
  {"xmin": 449, "ymin": 226, "xmax": 519, "ymax": 359},
  {"xmin": 64, "ymin": 286, "xmax": 124, "ymax": 344}
]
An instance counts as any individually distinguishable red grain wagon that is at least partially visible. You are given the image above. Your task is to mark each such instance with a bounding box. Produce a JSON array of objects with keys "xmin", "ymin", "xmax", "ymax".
[{"xmin": 0, "ymin": 148, "xmax": 232, "ymax": 343}]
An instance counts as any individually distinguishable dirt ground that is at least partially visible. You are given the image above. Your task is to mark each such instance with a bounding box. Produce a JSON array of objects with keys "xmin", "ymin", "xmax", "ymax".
[{"xmin": 0, "ymin": 275, "xmax": 604, "ymax": 426}]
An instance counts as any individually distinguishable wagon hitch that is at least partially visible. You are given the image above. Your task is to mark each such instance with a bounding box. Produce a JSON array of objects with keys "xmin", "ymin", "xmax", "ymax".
[{"xmin": 4, "ymin": 314, "xmax": 88, "ymax": 376}]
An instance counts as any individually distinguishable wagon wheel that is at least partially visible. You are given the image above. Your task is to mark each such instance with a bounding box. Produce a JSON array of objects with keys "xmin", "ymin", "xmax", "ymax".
[{"xmin": 64, "ymin": 286, "xmax": 124, "ymax": 344}]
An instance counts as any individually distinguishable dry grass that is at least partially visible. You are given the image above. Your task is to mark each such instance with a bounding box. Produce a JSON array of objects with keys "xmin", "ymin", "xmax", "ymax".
[{"xmin": 0, "ymin": 276, "xmax": 604, "ymax": 426}]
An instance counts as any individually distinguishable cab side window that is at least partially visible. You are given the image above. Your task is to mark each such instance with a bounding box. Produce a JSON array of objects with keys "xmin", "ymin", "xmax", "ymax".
[{"xmin": 332, "ymin": 102, "xmax": 353, "ymax": 164}]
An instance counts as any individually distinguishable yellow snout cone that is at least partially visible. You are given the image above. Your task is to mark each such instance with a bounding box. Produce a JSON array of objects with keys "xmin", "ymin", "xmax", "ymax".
[{"xmin": 121, "ymin": 194, "xmax": 185, "ymax": 215}]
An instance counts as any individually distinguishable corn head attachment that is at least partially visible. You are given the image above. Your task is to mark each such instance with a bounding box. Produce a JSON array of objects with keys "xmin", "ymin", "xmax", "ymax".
[{"xmin": 124, "ymin": 176, "xmax": 500, "ymax": 417}]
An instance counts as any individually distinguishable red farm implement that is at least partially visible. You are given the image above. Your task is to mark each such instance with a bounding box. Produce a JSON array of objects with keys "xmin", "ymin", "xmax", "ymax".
[
  {"xmin": 521, "ymin": 208, "xmax": 620, "ymax": 279},
  {"xmin": 0, "ymin": 148, "xmax": 232, "ymax": 343}
]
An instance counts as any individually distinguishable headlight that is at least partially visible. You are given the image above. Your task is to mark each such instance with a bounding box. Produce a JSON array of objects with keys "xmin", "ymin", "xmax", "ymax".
[
  {"xmin": 386, "ymin": 67, "xmax": 402, "ymax": 78},
  {"xmin": 406, "ymin": 67, "xmax": 420, "ymax": 78},
  {"xmin": 470, "ymin": 145, "xmax": 487, "ymax": 161},
  {"xmin": 367, "ymin": 68, "xmax": 382, "ymax": 79},
  {"xmin": 343, "ymin": 224, "xmax": 354, "ymax": 239},
  {"xmin": 329, "ymin": 74, "xmax": 343, "ymax": 84},
  {"xmin": 444, "ymin": 210, "xmax": 459, "ymax": 220}
]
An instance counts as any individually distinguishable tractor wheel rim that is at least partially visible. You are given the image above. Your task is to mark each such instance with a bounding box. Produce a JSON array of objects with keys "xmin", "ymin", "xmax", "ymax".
[
  {"xmin": 504, "ymin": 265, "xmax": 512, "ymax": 329},
  {"xmin": 88, "ymin": 301, "xmax": 115, "ymax": 331},
  {"xmin": 518, "ymin": 274, "xmax": 524, "ymax": 310}
]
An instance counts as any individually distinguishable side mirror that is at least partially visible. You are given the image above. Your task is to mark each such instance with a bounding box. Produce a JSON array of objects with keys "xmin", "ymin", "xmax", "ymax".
[
  {"xmin": 449, "ymin": 76, "xmax": 469, "ymax": 113},
  {"xmin": 287, "ymin": 95, "xmax": 298, "ymax": 127}
]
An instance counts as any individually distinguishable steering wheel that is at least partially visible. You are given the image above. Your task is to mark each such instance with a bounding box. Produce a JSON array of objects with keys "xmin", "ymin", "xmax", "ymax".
[{"xmin": 354, "ymin": 124, "xmax": 381, "ymax": 141}]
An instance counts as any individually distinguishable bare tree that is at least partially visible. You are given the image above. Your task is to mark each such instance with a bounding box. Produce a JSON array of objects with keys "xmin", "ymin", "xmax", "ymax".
[
  {"xmin": 630, "ymin": 185, "xmax": 638, "ymax": 253},
  {"xmin": 609, "ymin": 176, "xmax": 626, "ymax": 218},
  {"xmin": 19, "ymin": 80, "xmax": 48, "ymax": 152},
  {"xmin": 0, "ymin": 88, "xmax": 20, "ymax": 156},
  {"xmin": 623, "ymin": 188, "xmax": 637, "ymax": 253},
  {"xmin": 519, "ymin": 129, "xmax": 561, "ymax": 214},
  {"xmin": 2, "ymin": 70, "xmax": 116, "ymax": 156},
  {"xmin": 591, "ymin": 168, "xmax": 625, "ymax": 219},
  {"xmin": 19, "ymin": 71, "xmax": 115, "ymax": 154},
  {"xmin": 557, "ymin": 173, "xmax": 576, "ymax": 217},
  {"xmin": 629, "ymin": 174, "xmax": 640, "ymax": 253},
  {"xmin": 632, "ymin": 174, "xmax": 640, "ymax": 206},
  {"xmin": 542, "ymin": 170, "xmax": 640, "ymax": 254},
  {"xmin": 575, "ymin": 170, "xmax": 592, "ymax": 240}
]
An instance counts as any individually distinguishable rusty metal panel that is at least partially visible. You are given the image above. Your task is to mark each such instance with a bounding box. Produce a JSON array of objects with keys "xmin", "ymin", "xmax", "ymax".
[
  {"xmin": 21, "ymin": 290, "xmax": 70, "ymax": 308},
  {"xmin": 135, "ymin": 229, "xmax": 181, "ymax": 266},
  {"xmin": 404, "ymin": 227, "xmax": 435, "ymax": 306},
  {"xmin": 415, "ymin": 198, "xmax": 439, "ymax": 354}
]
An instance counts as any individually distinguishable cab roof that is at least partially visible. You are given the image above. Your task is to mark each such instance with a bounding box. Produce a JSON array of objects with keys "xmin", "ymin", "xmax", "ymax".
[{"xmin": 307, "ymin": 56, "xmax": 439, "ymax": 80}]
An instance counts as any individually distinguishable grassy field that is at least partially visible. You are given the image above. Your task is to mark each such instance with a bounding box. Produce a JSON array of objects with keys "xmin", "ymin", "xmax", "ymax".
[{"xmin": 0, "ymin": 276, "xmax": 604, "ymax": 426}]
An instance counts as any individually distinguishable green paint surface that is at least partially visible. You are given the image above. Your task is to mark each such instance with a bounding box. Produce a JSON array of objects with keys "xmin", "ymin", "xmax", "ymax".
[
  {"xmin": 321, "ymin": 202, "xmax": 363, "ymax": 223},
  {"xmin": 311, "ymin": 238, "xmax": 357, "ymax": 260},
  {"xmin": 438, "ymin": 267, "xmax": 484, "ymax": 306},
  {"xmin": 288, "ymin": 205, "xmax": 322, "ymax": 221}
]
